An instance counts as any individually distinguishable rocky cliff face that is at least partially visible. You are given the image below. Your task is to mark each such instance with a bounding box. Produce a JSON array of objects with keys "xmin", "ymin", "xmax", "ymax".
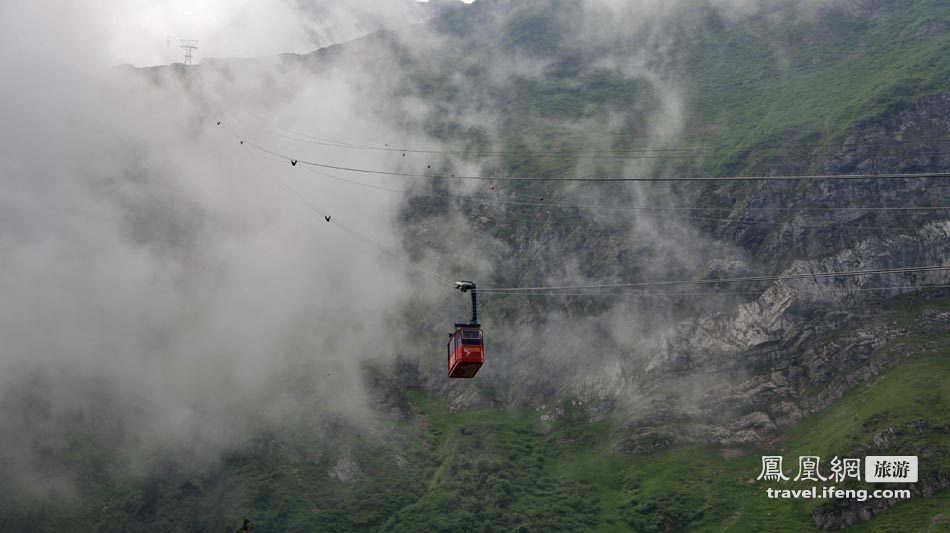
[
  {"xmin": 397, "ymin": 87, "xmax": 950, "ymax": 414},
  {"xmin": 388, "ymin": 79, "xmax": 950, "ymax": 527},
  {"xmin": 608, "ymin": 88, "xmax": 950, "ymax": 447}
]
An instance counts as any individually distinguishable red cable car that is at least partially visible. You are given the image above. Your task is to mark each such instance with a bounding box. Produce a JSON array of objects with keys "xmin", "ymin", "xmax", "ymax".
[{"xmin": 448, "ymin": 281, "xmax": 484, "ymax": 378}]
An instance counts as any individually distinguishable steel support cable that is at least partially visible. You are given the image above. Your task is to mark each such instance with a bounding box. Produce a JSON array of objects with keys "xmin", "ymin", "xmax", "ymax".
[
  {"xmin": 479, "ymin": 284, "xmax": 950, "ymax": 298},
  {"xmin": 477, "ymin": 265, "xmax": 950, "ymax": 293}
]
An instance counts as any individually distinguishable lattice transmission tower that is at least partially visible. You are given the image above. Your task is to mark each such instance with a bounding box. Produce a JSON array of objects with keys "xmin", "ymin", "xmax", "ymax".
[{"xmin": 179, "ymin": 39, "xmax": 198, "ymax": 65}]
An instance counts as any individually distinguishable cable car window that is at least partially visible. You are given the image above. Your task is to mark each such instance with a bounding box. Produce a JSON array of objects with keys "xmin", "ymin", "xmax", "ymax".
[{"xmin": 461, "ymin": 329, "xmax": 482, "ymax": 346}]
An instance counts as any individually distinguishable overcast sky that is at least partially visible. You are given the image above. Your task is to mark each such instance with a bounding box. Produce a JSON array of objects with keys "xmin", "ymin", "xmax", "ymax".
[
  {"xmin": 0, "ymin": 0, "xmax": 475, "ymax": 494},
  {"xmin": 6, "ymin": 0, "xmax": 474, "ymax": 69},
  {"xmin": 0, "ymin": 0, "xmax": 818, "ymax": 498}
]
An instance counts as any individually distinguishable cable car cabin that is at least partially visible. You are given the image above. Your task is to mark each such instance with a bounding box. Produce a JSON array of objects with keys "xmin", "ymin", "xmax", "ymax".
[
  {"xmin": 448, "ymin": 280, "xmax": 483, "ymax": 378},
  {"xmin": 447, "ymin": 325, "xmax": 484, "ymax": 378}
]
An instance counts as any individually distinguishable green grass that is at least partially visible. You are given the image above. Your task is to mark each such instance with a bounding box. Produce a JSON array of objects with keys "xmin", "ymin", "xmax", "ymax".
[
  {"xmin": 410, "ymin": 0, "xmax": 950, "ymax": 259},
  {"xmin": 678, "ymin": 0, "xmax": 950, "ymax": 171},
  {"xmin": 8, "ymin": 2, "xmax": 950, "ymax": 531},
  {"xmin": 398, "ymin": 341, "xmax": 950, "ymax": 532},
  {"xmin": 848, "ymin": 490, "xmax": 950, "ymax": 532},
  {"xmin": 501, "ymin": 1, "xmax": 949, "ymax": 153},
  {"xmin": 470, "ymin": 349, "xmax": 941, "ymax": 531},
  {"xmin": 6, "ymin": 330, "xmax": 948, "ymax": 531},
  {"xmin": 884, "ymin": 292, "xmax": 950, "ymax": 327}
]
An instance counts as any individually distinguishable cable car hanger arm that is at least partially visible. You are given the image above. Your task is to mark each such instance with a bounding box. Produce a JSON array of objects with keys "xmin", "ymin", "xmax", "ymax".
[{"xmin": 454, "ymin": 281, "xmax": 478, "ymax": 326}]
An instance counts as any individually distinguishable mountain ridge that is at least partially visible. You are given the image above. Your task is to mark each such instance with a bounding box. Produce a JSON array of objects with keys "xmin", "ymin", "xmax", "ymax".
[{"xmin": 4, "ymin": 0, "xmax": 949, "ymax": 530}]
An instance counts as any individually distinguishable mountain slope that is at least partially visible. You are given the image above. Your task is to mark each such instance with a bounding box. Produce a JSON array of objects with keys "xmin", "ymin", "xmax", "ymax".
[
  {"xmin": 8, "ymin": 295, "xmax": 946, "ymax": 531},
  {"xmin": 3, "ymin": 0, "xmax": 949, "ymax": 531}
]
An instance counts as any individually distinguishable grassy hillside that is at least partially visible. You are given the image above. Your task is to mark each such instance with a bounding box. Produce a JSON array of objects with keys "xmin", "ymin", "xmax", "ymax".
[
  {"xmin": 11, "ymin": 318, "xmax": 947, "ymax": 531},
  {"xmin": 417, "ymin": 0, "xmax": 950, "ymax": 176},
  {"xmin": 682, "ymin": 0, "xmax": 950, "ymax": 172},
  {"xmin": 7, "ymin": 2, "xmax": 949, "ymax": 531}
]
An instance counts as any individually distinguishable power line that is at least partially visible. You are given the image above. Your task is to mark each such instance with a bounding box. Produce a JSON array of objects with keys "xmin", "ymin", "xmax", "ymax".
[
  {"xmin": 211, "ymin": 98, "xmax": 457, "ymax": 286},
  {"xmin": 436, "ymin": 193, "xmax": 950, "ymax": 214},
  {"xmin": 218, "ymin": 124, "xmax": 946, "ymax": 234},
  {"xmin": 217, "ymin": 119, "xmax": 950, "ymax": 210},
  {"xmin": 226, "ymin": 112, "xmax": 381, "ymax": 151},
  {"xmin": 302, "ymin": 161, "xmax": 950, "ymax": 215},
  {"xmin": 218, "ymin": 127, "xmax": 950, "ymax": 300},
  {"xmin": 271, "ymin": 142, "xmax": 949, "ymax": 213},
  {"xmin": 235, "ymin": 147, "xmax": 455, "ymax": 288},
  {"xmin": 238, "ymin": 138, "xmax": 950, "ymax": 183},
  {"xmin": 263, "ymin": 129, "xmax": 950, "ymax": 161},
  {"xmin": 436, "ymin": 194, "xmax": 923, "ymax": 231},
  {"xmin": 477, "ymin": 265, "xmax": 950, "ymax": 293},
  {"xmin": 226, "ymin": 110, "xmax": 950, "ymax": 159},
  {"xmin": 283, "ymin": 158, "xmax": 932, "ymax": 232},
  {"xmin": 332, "ymin": 216, "xmax": 455, "ymax": 287},
  {"xmin": 294, "ymin": 155, "xmax": 950, "ymax": 215}
]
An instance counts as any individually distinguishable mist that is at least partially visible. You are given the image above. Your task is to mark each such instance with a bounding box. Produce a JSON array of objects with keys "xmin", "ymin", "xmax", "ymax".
[
  {"xmin": 0, "ymin": 3, "xmax": 740, "ymax": 493},
  {"xmin": 3, "ymin": 0, "xmax": 937, "ymax": 506},
  {"xmin": 0, "ymin": 0, "xmax": 476, "ymax": 498}
]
